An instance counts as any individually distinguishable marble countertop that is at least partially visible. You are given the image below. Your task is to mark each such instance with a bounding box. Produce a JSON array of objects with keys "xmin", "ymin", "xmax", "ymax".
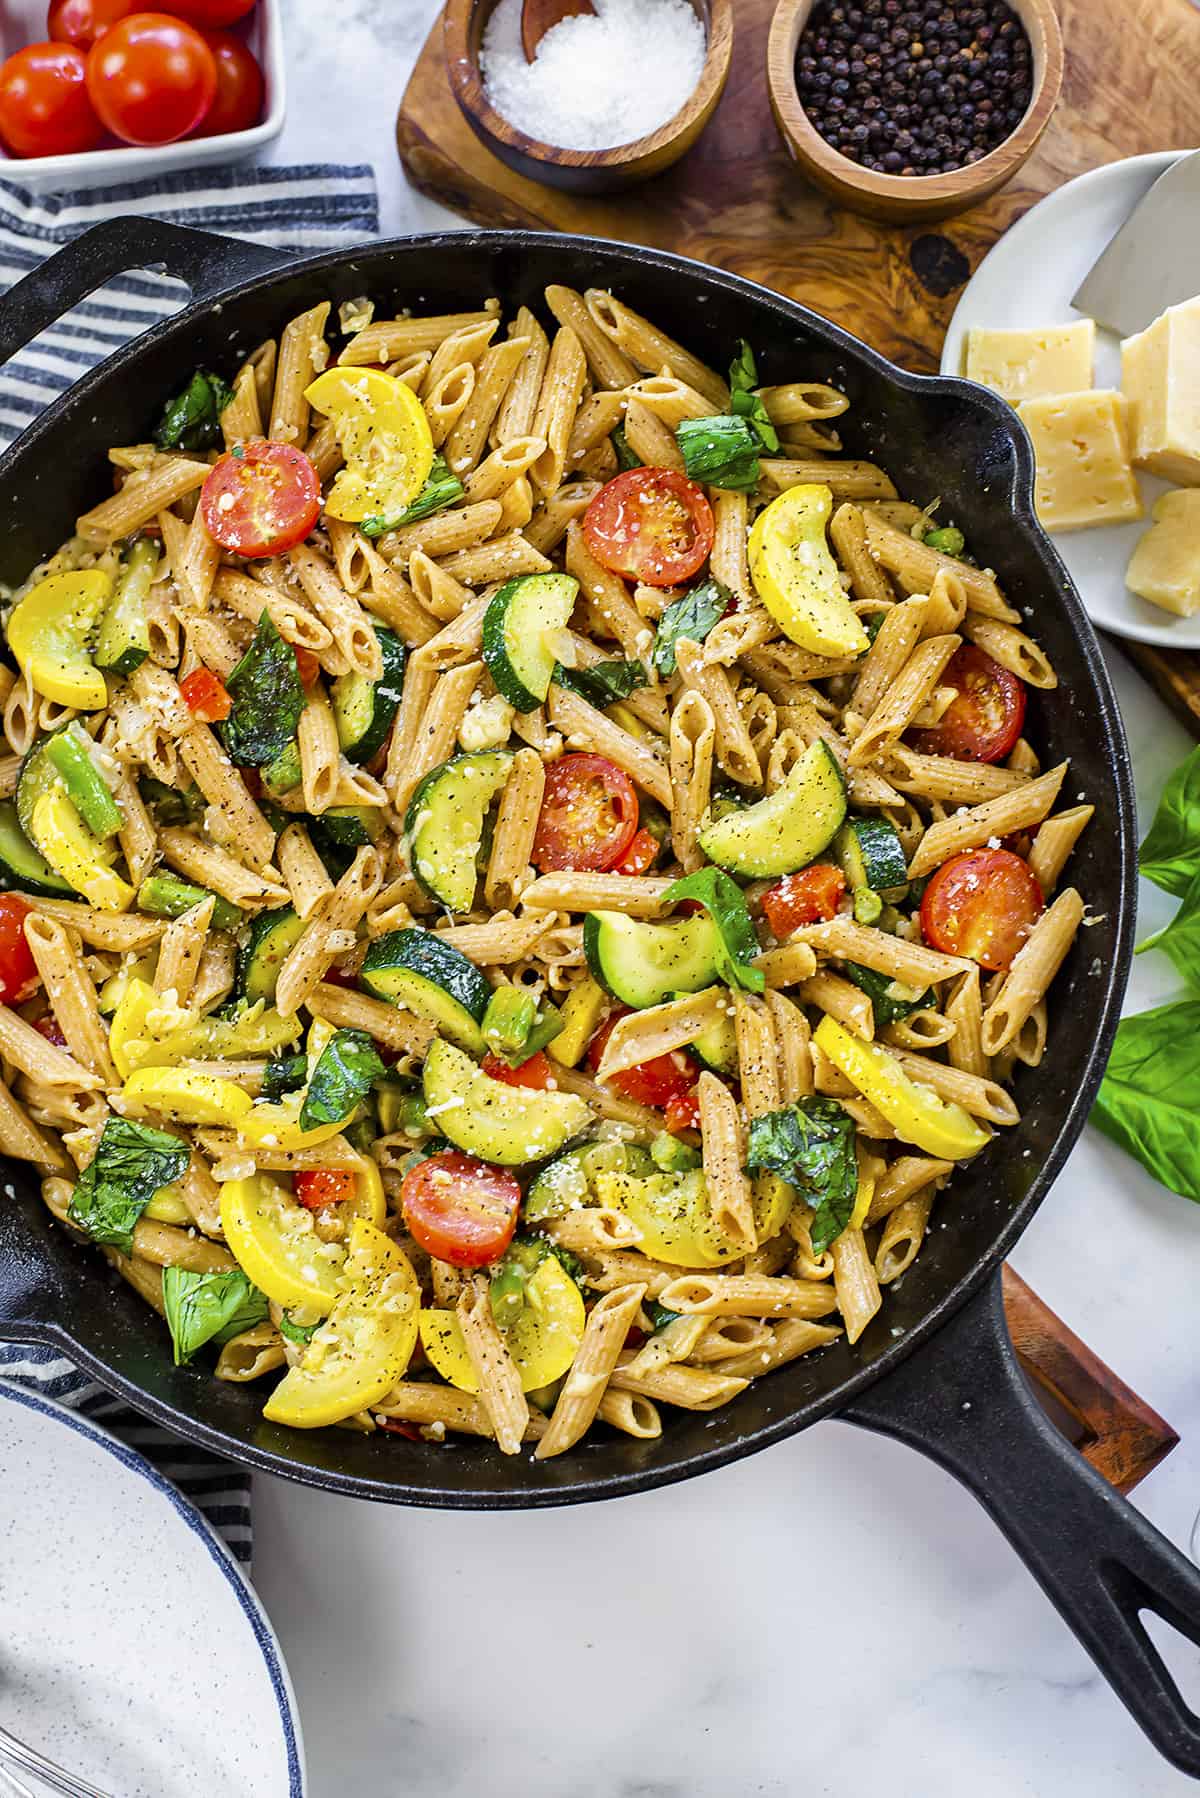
[{"xmin": 251, "ymin": 5, "xmax": 1200, "ymax": 1792}]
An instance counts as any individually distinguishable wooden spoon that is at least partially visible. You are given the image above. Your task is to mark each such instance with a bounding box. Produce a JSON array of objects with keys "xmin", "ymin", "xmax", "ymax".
[{"xmin": 520, "ymin": 0, "xmax": 597, "ymax": 61}]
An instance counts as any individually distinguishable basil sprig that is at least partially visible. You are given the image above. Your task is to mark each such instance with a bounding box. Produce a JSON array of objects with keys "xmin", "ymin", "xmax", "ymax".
[
  {"xmin": 154, "ymin": 369, "xmax": 233, "ymax": 453},
  {"xmin": 300, "ymin": 1028, "xmax": 386, "ymax": 1132},
  {"xmin": 651, "ymin": 577, "xmax": 731, "ymax": 677},
  {"xmin": 552, "ymin": 659, "xmax": 646, "ymax": 709},
  {"xmin": 361, "ymin": 456, "xmax": 465, "ymax": 537},
  {"xmin": 664, "ymin": 866, "xmax": 764, "ymax": 994},
  {"xmin": 162, "ymin": 1267, "xmax": 269, "ymax": 1366},
  {"xmin": 674, "ymin": 340, "xmax": 779, "ymax": 492},
  {"xmin": 68, "ymin": 1118, "xmax": 190, "ymax": 1255},
  {"xmin": 222, "ymin": 610, "xmax": 306, "ymax": 768},
  {"xmin": 745, "ymin": 1100, "xmax": 858, "ymax": 1254}
]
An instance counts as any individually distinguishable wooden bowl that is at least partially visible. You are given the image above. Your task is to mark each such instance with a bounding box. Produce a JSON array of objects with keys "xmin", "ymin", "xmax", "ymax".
[
  {"xmin": 443, "ymin": 0, "xmax": 733, "ymax": 195},
  {"xmin": 767, "ymin": 0, "xmax": 1063, "ymax": 224}
]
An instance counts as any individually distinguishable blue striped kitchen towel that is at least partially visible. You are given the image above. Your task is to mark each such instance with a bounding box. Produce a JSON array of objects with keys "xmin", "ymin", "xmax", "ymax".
[{"xmin": 0, "ymin": 160, "xmax": 380, "ymax": 1563}]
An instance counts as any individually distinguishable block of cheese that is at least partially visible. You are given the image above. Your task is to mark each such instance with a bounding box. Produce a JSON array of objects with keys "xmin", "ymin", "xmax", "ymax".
[
  {"xmin": 1017, "ymin": 390, "xmax": 1143, "ymax": 533},
  {"xmin": 1121, "ymin": 296, "xmax": 1200, "ymax": 484},
  {"xmin": 965, "ymin": 321, "xmax": 1095, "ymax": 403},
  {"xmin": 1125, "ymin": 489, "xmax": 1200, "ymax": 616}
]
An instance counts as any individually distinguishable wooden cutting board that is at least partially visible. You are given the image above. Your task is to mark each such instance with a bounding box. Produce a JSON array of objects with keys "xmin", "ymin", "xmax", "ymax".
[
  {"xmin": 397, "ymin": 0, "xmax": 1200, "ymax": 734},
  {"xmin": 396, "ymin": 2, "xmax": 1185, "ymax": 1487}
]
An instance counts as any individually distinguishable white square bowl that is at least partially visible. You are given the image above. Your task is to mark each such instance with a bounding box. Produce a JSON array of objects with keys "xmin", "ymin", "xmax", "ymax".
[{"xmin": 0, "ymin": 0, "xmax": 285, "ymax": 190}]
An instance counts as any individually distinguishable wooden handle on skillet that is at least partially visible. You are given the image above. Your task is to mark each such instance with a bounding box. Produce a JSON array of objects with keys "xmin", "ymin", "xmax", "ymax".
[
  {"xmin": 0, "ymin": 216, "xmax": 289, "ymax": 373},
  {"xmin": 845, "ymin": 1273, "xmax": 1200, "ymax": 1776}
]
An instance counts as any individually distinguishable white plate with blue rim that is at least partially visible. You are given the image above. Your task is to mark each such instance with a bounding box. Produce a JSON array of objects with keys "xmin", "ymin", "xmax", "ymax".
[
  {"xmin": 0, "ymin": 1378, "xmax": 304, "ymax": 1798},
  {"xmin": 941, "ymin": 149, "xmax": 1200, "ymax": 650}
]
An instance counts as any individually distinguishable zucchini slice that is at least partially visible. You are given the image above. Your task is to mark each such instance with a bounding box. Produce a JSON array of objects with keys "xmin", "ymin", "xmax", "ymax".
[
  {"xmin": 699, "ymin": 739, "xmax": 846, "ymax": 878},
  {"xmin": 687, "ymin": 996, "xmax": 739, "ymax": 1074},
  {"xmin": 331, "ymin": 625, "xmax": 406, "ymax": 763},
  {"xmin": 405, "ymin": 751, "xmax": 513, "ymax": 914},
  {"xmin": 360, "ymin": 927, "xmax": 490, "ymax": 1053},
  {"xmin": 422, "ymin": 1037, "xmax": 590, "ymax": 1166},
  {"xmin": 835, "ymin": 816, "xmax": 908, "ymax": 899},
  {"xmin": 17, "ymin": 735, "xmax": 66, "ymax": 848},
  {"xmin": 316, "ymin": 806, "xmax": 386, "ymax": 849},
  {"xmin": 0, "ymin": 798, "xmax": 72, "ymax": 896},
  {"xmin": 482, "ymin": 572, "xmax": 579, "ymax": 712},
  {"xmin": 239, "ymin": 907, "xmax": 307, "ymax": 1004},
  {"xmin": 583, "ymin": 910, "xmax": 721, "ymax": 1010},
  {"xmin": 95, "ymin": 538, "xmax": 155, "ymax": 676}
]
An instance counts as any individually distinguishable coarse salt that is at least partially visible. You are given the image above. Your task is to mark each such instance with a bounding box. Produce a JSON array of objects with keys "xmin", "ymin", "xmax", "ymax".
[{"xmin": 480, "ymin": 0, "xmax": 707, "ymax": 152}]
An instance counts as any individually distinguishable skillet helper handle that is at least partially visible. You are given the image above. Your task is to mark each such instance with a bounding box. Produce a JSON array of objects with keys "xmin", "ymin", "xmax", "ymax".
[
  {"xmin": 0, "ymin": 216, "xmax": 289, "ymax": 370},
  {"xmin": 845, "ymin": 1274, "xmax": 1200, "ymax": 1777}
]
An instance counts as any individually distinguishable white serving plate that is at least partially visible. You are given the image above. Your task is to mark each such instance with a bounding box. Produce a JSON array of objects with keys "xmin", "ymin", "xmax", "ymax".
[
  {"xmin": 941, "ymin": 150, "xmax": 1200, "ymax": 649},
  {"xmin": 0, "ymin": 0, "xmax": 284, "ymax": 190},
  {"xmin": 0, "ymin": 1378, "xmax": 304, "ymax": 1798}
]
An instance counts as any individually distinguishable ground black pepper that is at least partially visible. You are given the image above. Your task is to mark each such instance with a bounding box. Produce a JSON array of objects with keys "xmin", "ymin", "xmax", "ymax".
[{"xmin": 795, "ymin": 0, "xmax": 1034, "ymax": 177}]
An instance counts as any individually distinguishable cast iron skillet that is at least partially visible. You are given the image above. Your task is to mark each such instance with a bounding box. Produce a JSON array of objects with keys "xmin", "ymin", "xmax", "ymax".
[{"xmin": 0, "ymin": 219, "xmax": 1197, "ymax": 1770}]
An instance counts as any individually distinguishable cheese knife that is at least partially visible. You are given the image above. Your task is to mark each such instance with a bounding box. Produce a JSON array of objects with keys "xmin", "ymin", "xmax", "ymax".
[{"xmin": 1072, "ymin": 149, "xmax": 1200, "ymax": 339}]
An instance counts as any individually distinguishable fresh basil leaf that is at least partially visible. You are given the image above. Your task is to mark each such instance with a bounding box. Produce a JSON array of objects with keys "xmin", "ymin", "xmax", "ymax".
[
  {"xmin": 745, "ymin": 1100, "xmax": 857, "ymax": 1253},
  {"xmin": 1136, "ymin": 868, "xmax": 1200, "ymax": 988},
  {"xmin": 651, "ymin": 577, "xmax": 731, "ymax": 677},
  {"xmin": 676, "ymin": 415, "xmax": 761, "ymax": 492},
  {"xmin": 664, "ymin": 866, "xmax": 765, "ymax": 993},
  {"xmin": 162, "ymin": 1266, "xmax": 269, "ymax": 1366},
  {"xmin": 552, "ymin": 660, "xmax": 647, "ymax": 709},
  {"xmin": 1093, "ymin": 998, "xmax": 1200, "ymax": 1203},
  {"xmin": 646, "ymin": 1299, "xmax": 682, "ymax": 1332},
  {"xmin": 68, "ymin": 1118, "xmax": 189, "ymax": 1254},
  {"xmin": 728, "ymin": 339, "xmax": 780, "ymax": 454},
  {"xmin": 154, "ymin": 369, "xmax": 233, "ymax": 453},
  {"xmin": 300, "ymin": 1027, "xmax": 385, "ymax": 1131},
  {"xmin": 1139, "ymin": 744, "xmax": 1200, "ymax": 899},
  {"xmin": 261, "ymin": 1053, "xmax": 309, "ymax": 1103},
  {"xmin": 222, "ymin": 610, "xmax": 306, "ymax": 767},
  {"xmin": 279, "ymin": 1310, "xmax": 319, "ymax": 1346},
  {"xmin": 543, "ymin": 1239, "xmax": 587, "ymax": 1291},
  {"xmin": 360, "ymin": 456, "xmax": 465, "ymax": 537},
  {"xmin": 610, "ymin": 424, "xmax": 641, "ymax": 471}
]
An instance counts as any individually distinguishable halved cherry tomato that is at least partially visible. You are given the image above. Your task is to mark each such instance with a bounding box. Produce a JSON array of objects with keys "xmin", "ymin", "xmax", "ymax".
[
  {"xmin": 612, "ymin": 826, "xmax": 660, "ymax": 877},
  {"xmin": 294, "ymin": 1169, "xmax": 357, "ymax": 1210},
  {"xmin": 179, "ymin": 667, "xmax": 232, "ymax": 723},
  {"xmin": 34, "ymin": 1012, "xmax": 67, "ymax": 1048},
  {"xmin": 0, "ymin": 43, "xmax": 102, "ymax": 158},
  {"xmin": 159, "ymin": 0, "xmax": 255, "ymax": 23},
  {"xmin": 664, "ymin": 1086, "xmax": 702, "ymax": 1134},
  {"xmin": 587, "ymin": 1013, "xmax": 696, "ymax": 1110},
  {"xmin": 192, "ymin": 27, "xmax": 262, "ymax": 137},
  {"xmin": 920, "ymin": 848, "xmax": 1044, "ymax": 972},
  {"xmin": 532, "ymin": 752, "xmax": 638, "ymax": 873},
  {"xmin": 293, "ymin": 645, "xmax": 321, "ymax": 688},
  {"xmin": 0, "ymin": 896, "xmax": 36, "ymax": 1005},
  {"xmin": 201, "ymin": 439, "xmax": 321, "ymax": 558},
  {"xmin": 400, "ymin": 1150, "xmax": 520, "ymax": 1269},
  {"xmin": 86, "ymin": 14, "xmax": 216, "ymax": 146},
  {"xmin": 583, "ymin": 468, "xmax": 714, "ymax": 588},
  {"xmin": 761, "ymin": 863, "xmax": 846, "ymax": 937},
  {"xmin": 48, "ymin": 0, "xmax": 138, "ymax": 50},
  {"xmin": 910, "ymin": 644, "xmax": 1026, "ymax": 764},
  {"xmin": 481, "ymin": 1050, "xmax": 554, "ymax": 1090}
]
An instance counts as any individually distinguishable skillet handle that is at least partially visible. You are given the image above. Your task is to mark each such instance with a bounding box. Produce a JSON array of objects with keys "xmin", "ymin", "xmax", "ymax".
[
  {"xmin": 844, "ymin": 1273, "xmax": 1200, "ymax": 1776},
  {"xmin": 0, "ymin": 216, "xmax": 289, "ymax": 370}
]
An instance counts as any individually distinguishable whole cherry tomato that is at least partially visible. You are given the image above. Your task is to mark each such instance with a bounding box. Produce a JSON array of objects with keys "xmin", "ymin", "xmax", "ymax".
[
  {"xmin": 583, "ymin": 468, "xmax": 715, "ymax": 588},
  {"xmin": 0, "ymin": 43, "xmax": 102, "ymax": 158},
  {"xmin": 910, "ymin": 644, "xmax": 1026, "ymax": 765},
  {"xmin": 200, "ymin": 439, "xmax": 321, "ymax": 557},
  {"xmin": 47, "ymin": 0, "xmax": 138, "ymax": 50},
  {"xmin": 531, "ymin": 753, "xmax": 638, "ymax": 873},
  {"xmin": 920, "ymin": 847, "xmax": 1044, "ymax": 972},
  {"xmin": 192, "ymin": 26, "xmax": 262, "ymax": 136},
  {"xmin": 86, "ymin": 14, "xmax": 216, "ymax": 146},
  {"xmin": 400, "ymin": 1150, "xmax": 520, "ymax": 1269}
]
